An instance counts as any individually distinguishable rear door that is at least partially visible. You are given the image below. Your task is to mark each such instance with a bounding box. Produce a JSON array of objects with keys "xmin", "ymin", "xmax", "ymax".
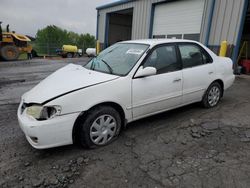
[
  {"xmin": 177, "ymin": 43, "xmax": 215, "ymax": 104},
  {"xmin": 132, "ymin": 44, "xmax": 183, "ymax": 119}
]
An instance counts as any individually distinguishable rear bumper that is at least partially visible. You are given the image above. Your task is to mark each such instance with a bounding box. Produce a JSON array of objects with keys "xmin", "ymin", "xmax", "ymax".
[
  {"xmin": 17, "ymin": 103, "xmax": 80, "ymax": 149},
  {"xmin": 224, "ymin": 74, "xmax": 235, "ymax": 90}
]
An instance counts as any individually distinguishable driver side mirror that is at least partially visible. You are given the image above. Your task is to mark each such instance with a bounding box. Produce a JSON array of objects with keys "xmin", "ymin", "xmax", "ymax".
[{"xmin": 134, "ymin": 66, "xmax": 157, "ymax": 78}]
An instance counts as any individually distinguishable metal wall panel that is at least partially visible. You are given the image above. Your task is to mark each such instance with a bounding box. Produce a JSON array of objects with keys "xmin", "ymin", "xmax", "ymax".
[
  {"xmin": 208, "ymin": 0, "xmax": 245, "ymax": 45},
  {"xmin": 97, "ymin": 0, "xmax": 245, "ymax": 48},
  {"xmin": 98, "ymin": 1, "xmax": 136, "ymax": 43},
  {"xmin": 97, "ymin": 0, "xmax": 167, "ymax": 43},
  {"xmin": 200, "ymin": 0, "xmax": 211, "ymax": 44}
]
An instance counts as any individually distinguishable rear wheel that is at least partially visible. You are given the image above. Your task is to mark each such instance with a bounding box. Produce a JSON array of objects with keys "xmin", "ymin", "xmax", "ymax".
[
  {"xmin": 78, "ymin": 106, "xmax": 122, "ymax": 148},
  {"xmin": 202, "ymin": 82, "xmax": 222, "ymax": 108},
  {"xmin": 67, "ymin": 53, "xmax": 73, "ymax": 58},
  {"xmin": 0, "ymin": 45, "xmax": 19, "ymax": 61}
]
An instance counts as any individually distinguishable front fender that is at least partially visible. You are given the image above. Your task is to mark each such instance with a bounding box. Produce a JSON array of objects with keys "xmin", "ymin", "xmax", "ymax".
[{"xmin": 45, "ymin": 77, "xmax": 133, "ymax": 122}]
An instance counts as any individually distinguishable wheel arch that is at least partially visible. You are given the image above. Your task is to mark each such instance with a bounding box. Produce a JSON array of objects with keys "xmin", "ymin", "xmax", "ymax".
[
  {"xmin": 204, "ymin": 79, "xmax": 224, "ymax": 99},
  {"xmin": 72, "ymin": 101, "xmax": 126, "ymax": 144},
  {"xmin": 211, "ymin": 79, "xmax": 224, "ymax": 97}
]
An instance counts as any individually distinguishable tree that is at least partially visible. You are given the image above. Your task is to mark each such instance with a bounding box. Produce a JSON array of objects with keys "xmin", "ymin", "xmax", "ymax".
[
  {"xmin": 36, "ymin": 25, "xmax": 69, "ymax": 54},
  {"xmin": 77, "ymin": 33, "xmax": 96, "ymax": 52},
  {"xmin": 67, "ymin": 31, "xmax": 79, "ymax": 45},
  {"xmin": 35, "ymin": 25, "xmax": 95, "ymax": 55}
]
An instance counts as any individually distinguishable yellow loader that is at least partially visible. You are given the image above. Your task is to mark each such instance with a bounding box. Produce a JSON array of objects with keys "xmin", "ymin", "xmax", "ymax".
[{"xmin": 0, "ymin": 22, "xmax": 32, "ymax": 61}]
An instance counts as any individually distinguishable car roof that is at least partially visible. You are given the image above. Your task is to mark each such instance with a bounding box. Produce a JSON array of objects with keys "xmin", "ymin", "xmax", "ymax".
[{"xmin": 120, "ymin": 39, "xmax": 199, "ymax": 46}]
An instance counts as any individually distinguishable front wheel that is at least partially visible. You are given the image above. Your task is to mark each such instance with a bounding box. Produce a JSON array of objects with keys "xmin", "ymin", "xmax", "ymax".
[
  {"xmin": 202, "ymin": 82, "xmax": 222, "ymax": 108},
  {"xmin": 0, "ymin": 45, "xmax": 19, "ymax": 61},
  {"xmin": 79, "ymin": 106, "xmax": 122, "ymax": 148}
]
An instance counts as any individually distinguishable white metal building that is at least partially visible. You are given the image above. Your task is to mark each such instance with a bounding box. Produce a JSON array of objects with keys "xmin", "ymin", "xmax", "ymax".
[{"xmin": 96, "ymin": 0, "xmax": 249, "ymax": 63}]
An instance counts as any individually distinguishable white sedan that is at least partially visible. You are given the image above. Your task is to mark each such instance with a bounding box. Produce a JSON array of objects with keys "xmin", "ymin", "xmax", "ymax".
[{"xmin": 17, "ymin": 39, "xmax": 235, "ymax": 149}]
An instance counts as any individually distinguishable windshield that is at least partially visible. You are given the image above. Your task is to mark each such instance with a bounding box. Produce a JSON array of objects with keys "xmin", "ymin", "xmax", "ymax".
[{"xmin": 84, "ymin": 43, "xmax": 149, "ymax": 76}]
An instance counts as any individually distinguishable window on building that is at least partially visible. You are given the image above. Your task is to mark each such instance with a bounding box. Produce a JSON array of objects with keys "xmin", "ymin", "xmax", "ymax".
[
  {"xmin": 167, "ymin": 34, "xmax": 182, "ymax": 39},
  {"xmin": 143, "ymin": 45, "xmax": 181, "ymax": 74},
  {"xmin": 153, "ymin": 35, "xmax": 166, "ymax": 39},
  {"xmin": 183, "ymin": 33, "xmax": 200, "ymax": 41}
]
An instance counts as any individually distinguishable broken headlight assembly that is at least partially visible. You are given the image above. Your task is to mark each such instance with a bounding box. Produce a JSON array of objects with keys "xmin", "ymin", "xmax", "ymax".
[{"xmin": 26, "ymin": 105, "xmax": 62, "ymax": 120}]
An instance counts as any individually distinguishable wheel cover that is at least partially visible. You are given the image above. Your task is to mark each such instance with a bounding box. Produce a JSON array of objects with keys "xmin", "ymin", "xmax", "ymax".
[
  {"xmin": 7, "ymin": 49, "xmax": 15, "ymax": 58},
  {"xmin": 208, "ymin": 86, "xmax": 220, "ymax": 107},
  {"xmin": 90, "ymin": 115, "xmax": 117, "ymax": 145}
]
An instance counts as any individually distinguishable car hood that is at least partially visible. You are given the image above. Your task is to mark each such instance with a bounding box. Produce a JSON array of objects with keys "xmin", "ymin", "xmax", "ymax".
[{"xmin": 23, "ymin": 64, "xmax": 119, "ymax": 104}]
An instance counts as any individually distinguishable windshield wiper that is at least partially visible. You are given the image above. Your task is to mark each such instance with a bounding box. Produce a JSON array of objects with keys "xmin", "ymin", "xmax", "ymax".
[
  {"xmin": 90, "ymin": 57, "xmax": 96, "ymax": 70},
  {"xmin": 89, "ymin": 57, "xmax": 113, "ymax": 74},
  {"xmin": 101, "ymin": 59, "xmax": 113, "ymax": 74}
]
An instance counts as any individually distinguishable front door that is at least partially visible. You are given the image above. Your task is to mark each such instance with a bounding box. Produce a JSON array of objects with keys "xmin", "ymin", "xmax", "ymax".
[{"xmin": 132, "ymin": 44, "xmax": 183, "ymax": 119}]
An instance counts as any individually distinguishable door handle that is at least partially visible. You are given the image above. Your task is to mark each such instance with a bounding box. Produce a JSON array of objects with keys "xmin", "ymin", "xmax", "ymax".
[
  {"xmin": 208, "ymin": 71, "xmax": 214, "ymax": 75},
  {"xmin": 173, "ymin": 78, "xmax": 182, "ymax": 83}
]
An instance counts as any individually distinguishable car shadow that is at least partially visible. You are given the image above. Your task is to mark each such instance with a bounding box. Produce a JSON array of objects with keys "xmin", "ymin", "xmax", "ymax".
[{"xmin": 125, "ymin": 102, "xmax": 202, "ymax": 131}]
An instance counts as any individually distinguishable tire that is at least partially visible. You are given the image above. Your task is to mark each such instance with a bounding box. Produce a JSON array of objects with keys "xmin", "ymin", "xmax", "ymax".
[
  {"xmin": 79, "ymin": 106, "xmax": 122, "ymax": 148},
  {"xmin": 66, "ymin": 53, "xmax": 73, "ymax": 58},
  {"xmin": 0, "ymin": 45, "xmax": 19, "ymax": 61},
  {"xmin": 202, "ymin": 82, "xmax": 222, "ymax": 108}
]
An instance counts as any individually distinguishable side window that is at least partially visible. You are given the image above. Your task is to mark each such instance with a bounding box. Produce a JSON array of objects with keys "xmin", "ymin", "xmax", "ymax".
[
  {"xmin": 179, "ymin": 44, "xmax": 212, "ymax": 69},
  {"xmin": 202, "ymin": 52, "xmax": 212, "ymax": 64},
  {"xmin": 143, "ymin": 45, "xmax": 180, "ymax": 74}
]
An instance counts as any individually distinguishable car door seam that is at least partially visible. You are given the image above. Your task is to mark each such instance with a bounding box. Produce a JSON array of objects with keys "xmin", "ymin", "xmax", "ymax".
[
  {"xmin": 132, "ymin": 94, "xmax": 182, "ymax": 109},
  {"xmin": 183, "ymin": 88, "xmax": 205, "ymax": 95}
]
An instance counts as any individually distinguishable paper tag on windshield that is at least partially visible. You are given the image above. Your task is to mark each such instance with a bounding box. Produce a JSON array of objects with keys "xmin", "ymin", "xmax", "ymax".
[{"xmin": 126, "ymin": 49, "xmax": 144, "ymax": 55}]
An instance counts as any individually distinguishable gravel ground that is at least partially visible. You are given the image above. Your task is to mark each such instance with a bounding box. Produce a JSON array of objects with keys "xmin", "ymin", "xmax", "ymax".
[{"xmin": 1, "ymin": 58, "xmax": 250, "ymax": 188}]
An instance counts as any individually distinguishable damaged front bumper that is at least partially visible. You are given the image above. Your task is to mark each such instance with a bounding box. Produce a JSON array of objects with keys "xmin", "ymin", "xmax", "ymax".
[{"xmin": 17, "ymin": 102, "xmax": 80, "ymax": 149}]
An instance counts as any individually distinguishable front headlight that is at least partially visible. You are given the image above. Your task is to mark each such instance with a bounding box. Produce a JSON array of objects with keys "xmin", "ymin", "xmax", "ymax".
[{"xmin": 26, "ymin": 105, "xmax": 61, "ymax": 120}]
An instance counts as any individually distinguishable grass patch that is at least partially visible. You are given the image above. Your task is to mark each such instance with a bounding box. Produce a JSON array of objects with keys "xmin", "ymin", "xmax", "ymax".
[{"xmin": 18, "ymin": 53, "xmax": 27, "ymax": 60}]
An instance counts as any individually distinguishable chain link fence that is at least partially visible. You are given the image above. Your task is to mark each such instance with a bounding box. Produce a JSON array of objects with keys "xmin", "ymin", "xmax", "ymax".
[
  {"xmin": 32, "ymin": 43, "xmax": 87, "ymax": 56},
  {"xmin": 31, "ymin": 42, "xmax": 92, "ymax": 56}
]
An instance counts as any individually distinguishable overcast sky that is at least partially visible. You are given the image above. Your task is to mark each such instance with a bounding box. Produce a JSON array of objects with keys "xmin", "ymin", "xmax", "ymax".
[{"xmin": 0, "ymin": 0, "xmax": 117, "ymax": 37}]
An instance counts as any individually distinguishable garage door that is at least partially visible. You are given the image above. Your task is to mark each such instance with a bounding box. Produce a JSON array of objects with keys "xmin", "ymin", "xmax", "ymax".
[{"xmin": 152, "ymin": 0, "xmax": 205, "ymax": 41}]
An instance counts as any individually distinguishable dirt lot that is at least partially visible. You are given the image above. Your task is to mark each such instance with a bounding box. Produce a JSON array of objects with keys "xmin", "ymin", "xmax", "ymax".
[{"xmin": 1, "ymin": 58, "xmax": 250, "ymax": 188}]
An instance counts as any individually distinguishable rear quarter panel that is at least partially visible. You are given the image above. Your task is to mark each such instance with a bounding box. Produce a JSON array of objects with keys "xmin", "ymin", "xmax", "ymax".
[{"xmin": 214, "ymin": 56, "xmax": 235, "ymax": 90}]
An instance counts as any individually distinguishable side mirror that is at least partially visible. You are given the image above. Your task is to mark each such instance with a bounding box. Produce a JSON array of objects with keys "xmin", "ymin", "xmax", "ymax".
[{"xmin": 134, "ymin": 66, "xmax": 157, "ymax": 78}]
